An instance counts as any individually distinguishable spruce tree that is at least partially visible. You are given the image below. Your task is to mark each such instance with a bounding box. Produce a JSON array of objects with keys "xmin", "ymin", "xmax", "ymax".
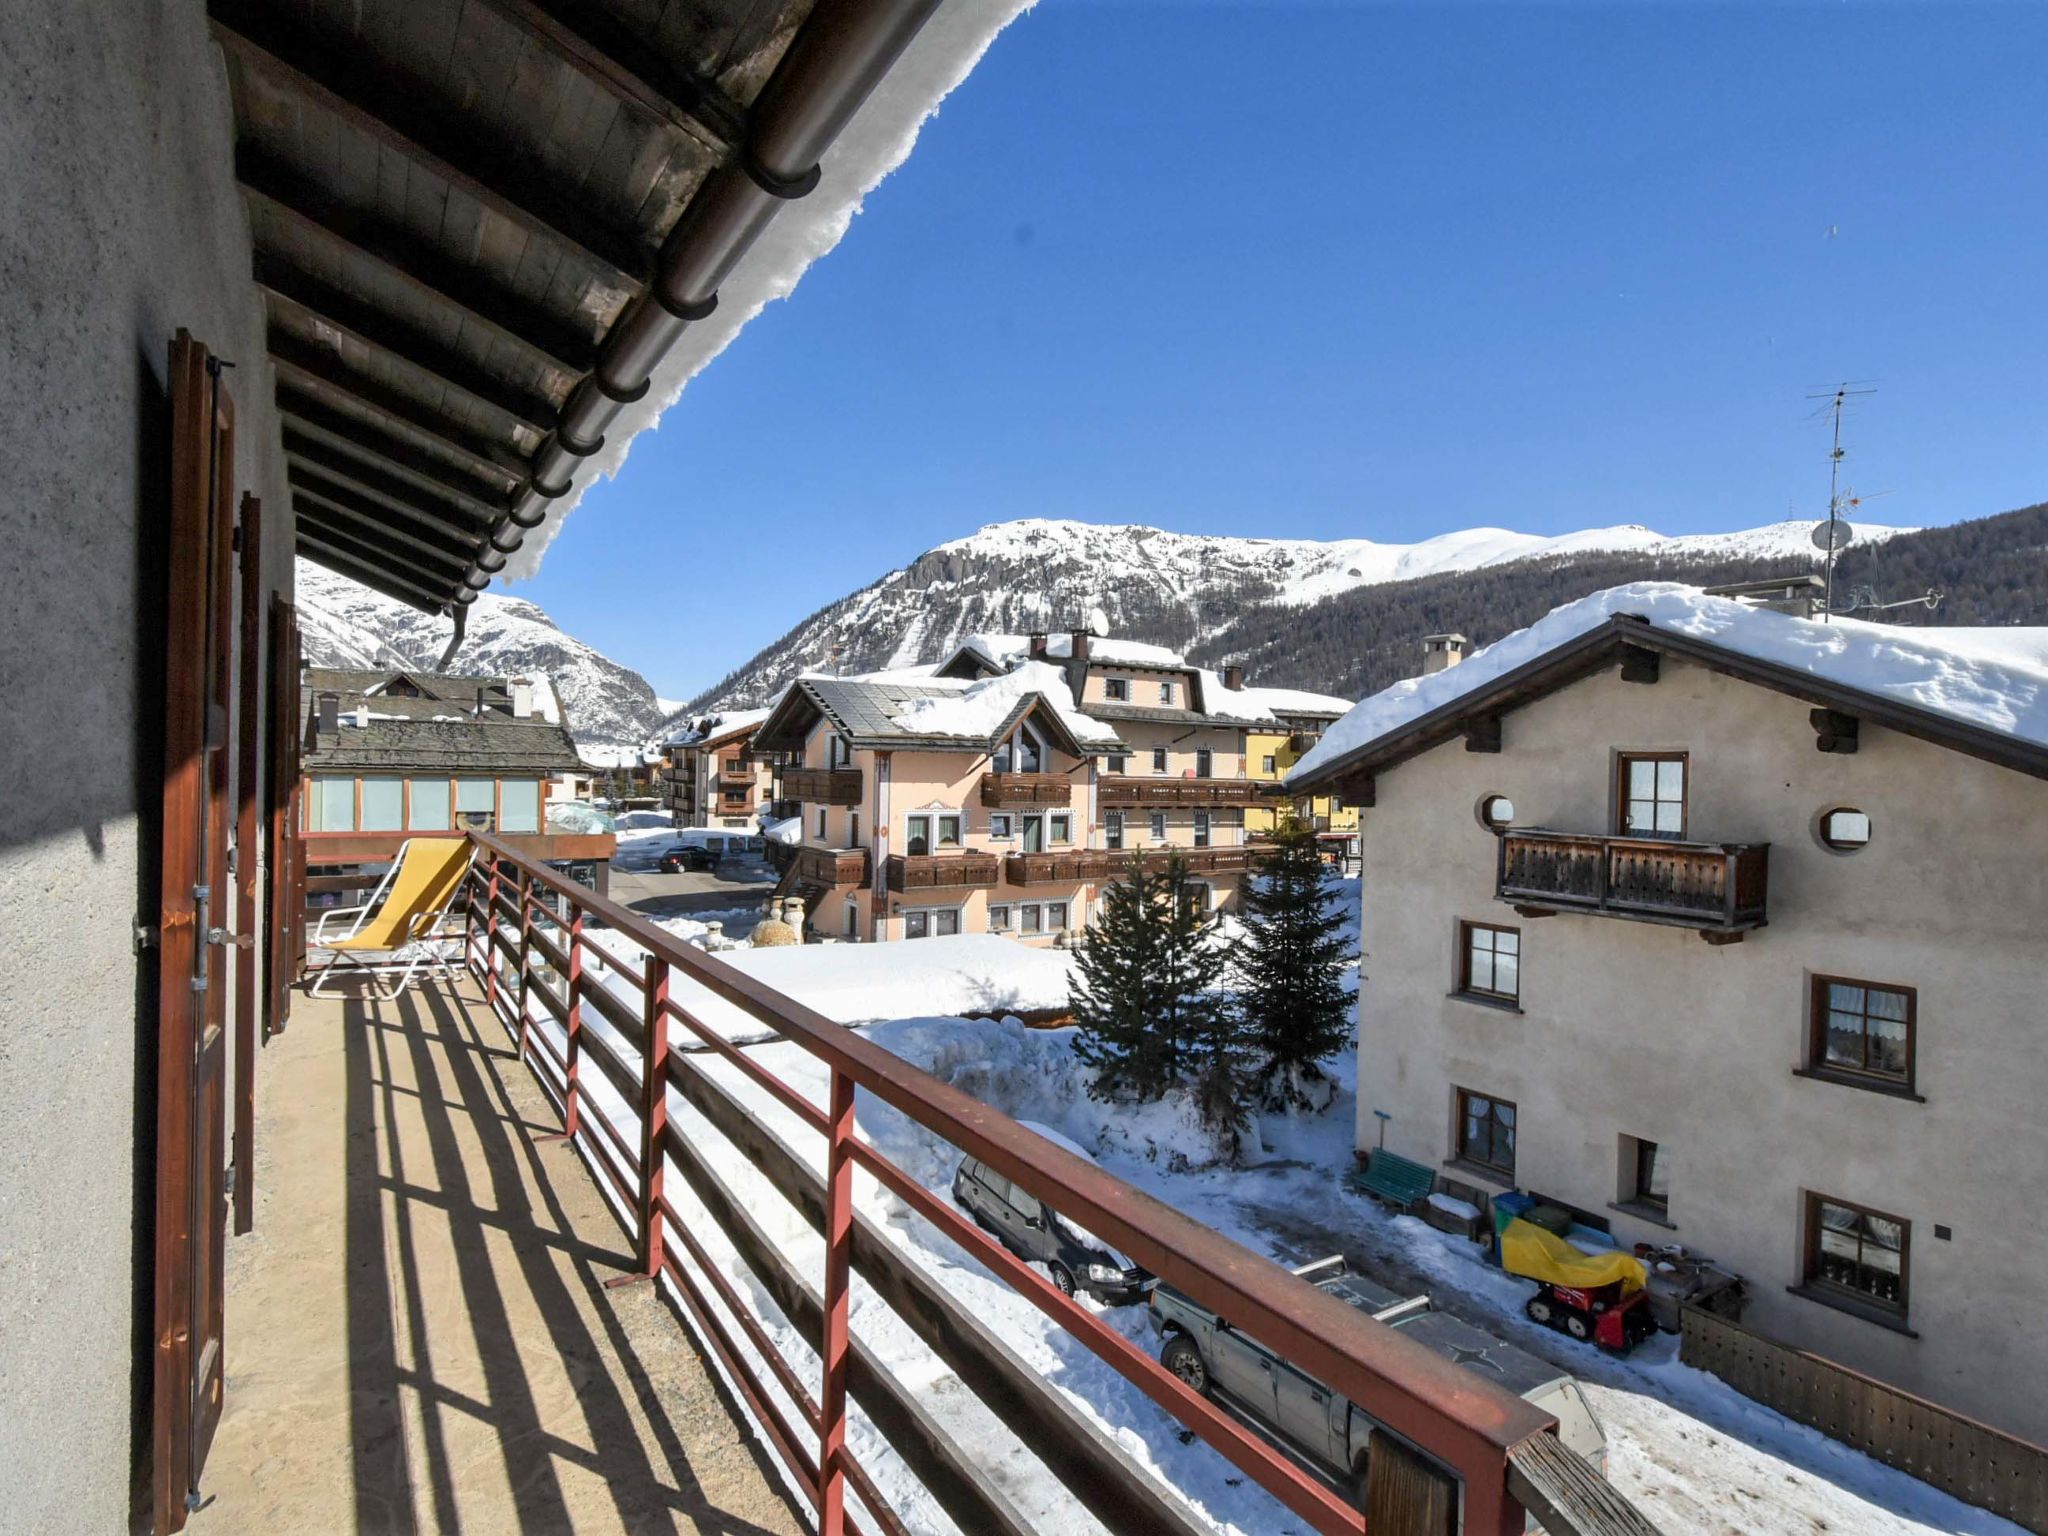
[{"xmin": 1237, "ymin": 814, "xmax": 1354, "ymax": 1110}]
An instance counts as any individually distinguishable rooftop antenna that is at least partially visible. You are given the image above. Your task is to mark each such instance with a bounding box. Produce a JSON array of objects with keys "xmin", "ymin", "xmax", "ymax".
[{"xmin": 1806, "ymin": 383, "xmax": 1877, "ymax": 622}]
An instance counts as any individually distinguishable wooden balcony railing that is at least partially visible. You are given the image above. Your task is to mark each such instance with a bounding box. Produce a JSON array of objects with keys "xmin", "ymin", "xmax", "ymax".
[
  {"xmin": 885, "ymin": 850, "xmax": 1002, "ymax": 892},
  {"xmin": 719, "ymin": 768, "xmax": 757, "ymax": 788},
  {"xmin": 1005, "ymin": 843, "xmax": 1260, "ymax": 885},
  {"xmin": 1498, "ymin": 829, "xmax": 1769, "ymax": 935},
  {"xmin": 978, "ymin": 771, "xmax": 1073, "ymax": 806},
  {"xmin": 783, "ymin": 766, "xmax": 863, "ymax": 805},
  {"xmin": 459, "ymin": 829, "xmax": 1618, "ymax": 1536},
  {"xmin": 1098, "ymin": 775, "xmax": 1263, "ymax": 807},
  {"xmin": 791, "ymin": 844, "xmax": 869, "ymax": 889}
]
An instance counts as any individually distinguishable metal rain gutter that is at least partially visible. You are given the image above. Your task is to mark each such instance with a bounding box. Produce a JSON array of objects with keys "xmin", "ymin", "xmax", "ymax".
[{"xmin": 456, "ymin": 0, "xmax": 945, "ymax": 606}]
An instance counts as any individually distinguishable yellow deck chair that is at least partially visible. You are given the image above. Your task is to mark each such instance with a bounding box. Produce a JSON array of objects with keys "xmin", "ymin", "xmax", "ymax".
[{"xmin": 308, "ymin": 838, "xmax": 475, "ymax": 998}]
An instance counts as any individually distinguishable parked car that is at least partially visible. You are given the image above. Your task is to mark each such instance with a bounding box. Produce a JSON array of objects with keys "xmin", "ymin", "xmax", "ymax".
[
  {"xmin": 658, "ymin": 845, "xmax": 717, "ymax": 873},
  {"xmin": 951, "ymin": 1121, "xmax": 1154, "ymax": 1304},
  {"xmin": 1150, "ymin": 1255, "xmax": 1606, "ymax": 1511}
]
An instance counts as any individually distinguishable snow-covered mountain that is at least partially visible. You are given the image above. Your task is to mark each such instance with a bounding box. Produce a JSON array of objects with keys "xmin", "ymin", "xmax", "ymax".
[
  {"xmin": 294, "ymin": 561, "xmax": 668, "ymax": 757},
  {"xmin": 686, "ymin": 516, "xmax": 1911, "ymax": 709}
]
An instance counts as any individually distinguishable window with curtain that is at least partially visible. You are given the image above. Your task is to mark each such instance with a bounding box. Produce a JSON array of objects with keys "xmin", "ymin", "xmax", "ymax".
[
  {"xmin": 311, "ymin": 775, "xmax": 356, "ymax": 832},
  {"xmin": 456, "ymin": 778, "xmax": 496, "ymax": 830},
  {"xmin": 500, "ymin": 779, "xmax": 541, "ymax": 833},
  {"xmin": 1618, "ymin": 753, "xmax": 1687, "ymax": 837},
  {"xmin": 1456, "ymin": 1089, "xmax": 1517, "ymax": 1178},
  {"xmin": 359, "ymin": 776, "xmax": 404, "ymax": 832},
  {"xmin": 408, "ymin": 777, "xmax": 451, "ymax": 830},
  {"xmin": 1809, "ymin": 976, "xmax": 1915, "ymax": 1089}
]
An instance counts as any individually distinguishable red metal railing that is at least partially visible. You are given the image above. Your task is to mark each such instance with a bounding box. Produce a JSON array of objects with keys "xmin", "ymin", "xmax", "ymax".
[{"xmin": 459, "ymin": 830, "xmax": 1562, "ymax": 1536}]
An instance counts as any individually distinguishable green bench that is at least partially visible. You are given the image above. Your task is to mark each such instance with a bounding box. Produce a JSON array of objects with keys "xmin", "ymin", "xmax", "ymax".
[{"xmin": 1346, "ymin": 1149, "xmax": 1437, "ymax": 1212}]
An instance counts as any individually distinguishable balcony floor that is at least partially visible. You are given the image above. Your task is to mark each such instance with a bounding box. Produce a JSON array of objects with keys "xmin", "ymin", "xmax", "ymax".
[{"xmin": 194, "ymin": 977, "xmax": 803, "ymax": 1535}]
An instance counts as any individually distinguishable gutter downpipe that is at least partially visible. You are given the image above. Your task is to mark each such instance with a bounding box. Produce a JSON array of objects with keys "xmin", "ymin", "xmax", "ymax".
[{"xmin": 457, "ymin": 0, "xmax": 944, "ymax": 604}]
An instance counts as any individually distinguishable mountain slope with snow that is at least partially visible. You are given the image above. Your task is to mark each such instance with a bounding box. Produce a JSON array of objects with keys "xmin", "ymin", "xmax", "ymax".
[
  {"xmin": 294, "ymin": 561, "xmax": 668, "ymax": 755},
  {"xmin": 686, "ymin": 516, "xmax": 1912, "ymax": 709}
]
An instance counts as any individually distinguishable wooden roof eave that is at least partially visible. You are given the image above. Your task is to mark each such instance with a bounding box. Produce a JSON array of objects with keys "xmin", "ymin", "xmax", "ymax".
[{"xmin": 1288, "ymin": 616, "xmax": 2048, "ymax": 795}]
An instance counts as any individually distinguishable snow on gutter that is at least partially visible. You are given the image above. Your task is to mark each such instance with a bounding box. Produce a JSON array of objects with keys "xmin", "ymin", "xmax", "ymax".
[{"xmin": 492, "ymin": 0, "xmax": 1037, "ymax": 586}]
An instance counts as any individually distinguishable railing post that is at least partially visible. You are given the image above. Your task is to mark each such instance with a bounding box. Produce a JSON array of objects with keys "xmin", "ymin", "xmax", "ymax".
[
  {"xmin": 610, "ymin": 955, "xmax": 670, "ymax": 1287},
  {"xmin": 483, "ymin": 856, "xmax": 502, "ymax": 1012},
  {"xmin": 516, "ymin": 870, "xmax": 533, "ymax": 1057},
  {"xmin": 560, "ymin": 905, "xmax": 584, "ymax": 1139},
  {"xmin": 818, "ymin": 1068, "xmax": 856, "ymax": 1536}
]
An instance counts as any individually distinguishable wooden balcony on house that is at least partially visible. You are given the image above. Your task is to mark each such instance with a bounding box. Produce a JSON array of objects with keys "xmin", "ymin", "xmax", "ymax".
[
  {"xmin": 1097, "ymin": 775, "xmax": 1262, "ymax": 807},
  {"xmin": 1004, "ymin": 844, "xmax": 1257, "ymax": 885},
  {"xmin": 792, "ymin": 843, "xmax": 870, "ymax": 888},
  {"xmin": 719, "ymin": 766, "xmax": 757, "ymax": 788},
  {"xmin": 1497, "ymin": 829, "xmax": 1769, "ymax": 937},
  {"xmin": 978, "ymin": 771, "xmax": 1073, "ymax": 806},
  {"xmin": 782, "ymin": 766, "xmax": 863, "ymax": 805},
  {"xmin": 886, "ymin": 850, "xmax": 1003, "ymax": 891}
]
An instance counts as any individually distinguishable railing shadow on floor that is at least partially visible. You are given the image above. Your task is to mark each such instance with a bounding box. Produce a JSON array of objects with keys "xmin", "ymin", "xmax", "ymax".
[{"xmin": 339, "ymin": 975, "xmax": 801, "ymax": 1535}]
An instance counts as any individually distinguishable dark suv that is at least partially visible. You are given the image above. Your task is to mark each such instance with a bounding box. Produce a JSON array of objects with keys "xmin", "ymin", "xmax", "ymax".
[
  {"xmin": 951, "ymin": 1122, "xmax": 1153, "ymax": 1304},
  {"xmin": 657, "ymin": 845, "xmax": 717, "ymax": 873}
]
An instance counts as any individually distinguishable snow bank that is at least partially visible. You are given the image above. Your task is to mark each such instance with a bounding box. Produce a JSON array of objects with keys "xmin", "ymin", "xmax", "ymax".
[{"xmin": 1293, "ymin": 582, "xmax": 2048, "ymax": 783}]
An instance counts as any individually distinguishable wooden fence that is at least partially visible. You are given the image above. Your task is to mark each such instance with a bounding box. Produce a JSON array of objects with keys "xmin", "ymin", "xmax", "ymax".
[{"xmin": 1680, "ymin": 1305, "xmax": 2048, "ymax": 1533}]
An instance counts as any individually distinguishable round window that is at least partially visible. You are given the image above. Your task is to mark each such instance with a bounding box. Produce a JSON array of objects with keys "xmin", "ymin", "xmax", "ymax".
[
  {"xmin": 1817, "ymin": 807, "xmax": 1871, "ymax": 852},
  {"xmin": 1476, "ymin": 794, "xmax": 1515, "ymax": 831}
]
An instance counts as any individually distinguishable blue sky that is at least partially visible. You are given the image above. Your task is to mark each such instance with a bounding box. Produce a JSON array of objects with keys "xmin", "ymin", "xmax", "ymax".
[{"xmin": 521, "ymin": 2, "xmax": 2048, "ymax": 701}]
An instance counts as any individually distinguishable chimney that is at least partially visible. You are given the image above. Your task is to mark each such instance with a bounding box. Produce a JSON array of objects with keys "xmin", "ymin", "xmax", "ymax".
[
  {"xmin": 1027, "ymin": 632, "xmax": 1048, "ymax": 660},
  {"xmin": 1422, "ymin": 633, "xmax": 1468, "ymax": 675},
  {"xmin": 511, "ymin": 677, "xmax": 533, "ymax": 718},
  {"xmin": 353, "ymin": 703, "xmax": 370, "ymax": 728},
  {"xmin": 1069, "ymin": 629, "xmax": 1091, "ymax": 661},
  {"xmin": 316, "ymin": 691, "xmax": 340, "ymax": 733},
  {"xmin": 1223, "ymin": 664, "xmax": 1244, "ymax": 691}
]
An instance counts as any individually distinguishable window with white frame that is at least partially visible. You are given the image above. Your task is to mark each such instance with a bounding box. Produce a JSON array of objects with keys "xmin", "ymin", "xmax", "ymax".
[
  {"xmin": 903, "ymin": 907, "xmax": 962, "ymax": 940},
  {"xmin": 988, "ymin": 904, "xmax": 1011, "ymax": 931},
  {"xmin": 1149, "ymin": 811, "xmax": 1167, "ymax": 841},
  {"xmin": 904, "ymin": 812, "xmax": 962, "ymax": 855},
  {"xmin": 1104, "ymin": 811, "xmax": 1124, "ymax": 850},
  {"xmin": 1193, "ymin": 810, "xmax": 1211, "ymax": 848},
  {"xmin": 1019, "ymin": 904, "xmax": 1042, "ymax": 933},
  {"xmin": 1151, "ymin": 747, "xmax": 1168, "ymax": 773},
  {"xmin": 1049, "ymin": 811, "xmax": 1072, "ymax": 843},
  {"xmin": 1104, "ymin": 677, "xmax": 1130, "ymax": 702},
  {"xmin": 1046, "ymin": 900, "xmax": 1069, "ymax": 930},
  {"xmin": 1160, "ymin": 681, "xmax": 1176, "ymax": 705},
  {"xmin": 846, "ymin": 901, "xmax": 860, "ymax": 937},
  {"xmin": 1262, "ymin": 754, "xmax": 1277, "ymax": 775},
  {"xmin": 1195, "ymin": 747, "xmax": 1212, "ymax": 778}
]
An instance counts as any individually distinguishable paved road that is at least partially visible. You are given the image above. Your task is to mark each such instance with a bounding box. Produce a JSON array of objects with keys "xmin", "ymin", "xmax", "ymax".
[{"xmin": 608, "ymin": 862, "xmax": 778, "ymax": 922}]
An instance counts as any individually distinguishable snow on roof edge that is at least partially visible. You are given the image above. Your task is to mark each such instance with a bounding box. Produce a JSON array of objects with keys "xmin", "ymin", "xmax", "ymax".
[
  {"xmin": 1289, "ymin": 582, "xmax": 2048, "ymax": 785},
  {"xmin": 495, "ymin": 0, "xmax": 1038, "ymax": 583}
]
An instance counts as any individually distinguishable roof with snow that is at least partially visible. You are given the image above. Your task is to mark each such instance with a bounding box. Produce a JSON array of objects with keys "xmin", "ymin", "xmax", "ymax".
[
  {"xmin": 243, "ymin": 0, "xmax": 1032, "ymax": 617},
  {"xmin": 757, "ymin": 661, "xmax": 1122, "ymax": 755},
  {"xmin": 303, "ymin": 666, "xmax": 585, "ymax": 773},
  {"xmin": 1289, "ymin": 583, "xmax": 2048, "ymax": 790},
  {"xmin": 662, "ymin": 706, "xmax": 772, "ymax": 750},
  {"xmin": 1240, "ymin": 685, "xmax": 1355, "ymax": 722},
  {"xmin": 937, "ymin": 632, "xmax": 1283, "ymax": 727}
]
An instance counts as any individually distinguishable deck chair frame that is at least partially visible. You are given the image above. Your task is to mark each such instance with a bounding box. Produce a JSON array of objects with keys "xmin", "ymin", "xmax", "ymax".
[{"xmin": 306, "ymin": 838, "xmax": 471, "ymax": 1000}]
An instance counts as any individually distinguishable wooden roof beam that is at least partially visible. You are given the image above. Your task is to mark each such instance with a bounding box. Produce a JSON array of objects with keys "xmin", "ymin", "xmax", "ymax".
[
  {"xmin": 295, "ymin": 524, "xmax": 453, "ymax": 613},
  {"xmin": 294, "ymin": 487, "xmax": 478, "ymax": 577},
  {"xmin": 268, "ymin": 330, "xmax": 533, "ymax": 481},
  {"xmin": 209, "ymin": 2, "xmax": 652, "ymax": 287},
  {"xmin": 283, "ymin": 449, "xmax": 489, "ymax": 544},
  {"xmin": 238, "ymin": 150, "xmax": 597, "ymax": 376},
  {"xmin": 277, "ymin": 392, "xmax": 510, "ymax": 515},
  {"xmin": 257, "ymin": 258, "xmax": 558, "ymax": 433},
  {"xmin": 463, "ymin": 0, "xmax": 746, "ymax": 151}
]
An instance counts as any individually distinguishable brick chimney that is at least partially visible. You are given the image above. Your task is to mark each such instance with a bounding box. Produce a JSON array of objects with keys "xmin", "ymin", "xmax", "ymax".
[
  {"xmin": 1068, "ymin": 629, "xmax": 1091, "ymax": 661},
  {"xmin": 1027, "ymin": 632, "xmax": 1048, "ymax": 659},
  {"xmin": 1223, "ymin": 664, "xmax": 1244, "ymax": 691},
  {"xmin": 316, "ymin": 691, "xmax": 340, "ymax": 732},
  {"xmin": 1422, "ymin": 633, "xmax": 1468, "ymax": 675}
]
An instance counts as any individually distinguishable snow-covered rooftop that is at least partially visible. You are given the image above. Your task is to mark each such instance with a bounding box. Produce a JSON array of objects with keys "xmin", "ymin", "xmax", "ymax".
[
  {"xmin": 1291, "ymin": 583, "xmax": 2048, "ymax": 786},
  {"xmin": 663, "ymin": 706, "xmax": 771, "ymax": 748},
  {"xmin": 1240, "ymin": 684, "xmax": 1355, "ymax": 719},
  {"xmin": 887, "ymin": 659, "xmax": 1123, "ymax": 747}
]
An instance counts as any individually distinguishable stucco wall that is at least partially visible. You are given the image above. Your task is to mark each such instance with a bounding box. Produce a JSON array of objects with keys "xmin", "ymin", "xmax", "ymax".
[
  {"xmin": 0, "ymin": 5, "xmax": 292, "ymax": 1526},
  {"xmin": 1354, "ymin": 656, "xmax": 2048, "ymax": 1438}
]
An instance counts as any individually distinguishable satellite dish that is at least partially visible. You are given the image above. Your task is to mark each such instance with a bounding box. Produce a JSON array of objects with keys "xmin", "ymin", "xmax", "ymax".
[{"xmin": 1811, "ymin": 519, "xmax": 1856, "ymax": 553}]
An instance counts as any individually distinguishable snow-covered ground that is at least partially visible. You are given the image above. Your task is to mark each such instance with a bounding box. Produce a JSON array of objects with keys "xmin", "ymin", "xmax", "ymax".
[{"xmin": 506, "ymin": 882, "xmax": 2015, "ymax": 1536}]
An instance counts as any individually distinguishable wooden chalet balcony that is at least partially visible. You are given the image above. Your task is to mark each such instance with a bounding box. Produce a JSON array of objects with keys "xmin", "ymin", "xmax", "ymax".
[
  {"xmin": 886, "ymin": 850, "xmax": 1002, "ymax": 891},
  {"xmin": 979, "ymin": 771, "xmax": 1073, "ymax": 806},
  {"xmin": 791, "ymin": 844, "xmax": 870, "ymax": 888},
  {"xmin": 1005, "ymin": 844, "xmax": 1257, "ymax": 885},
  {"xmin": 718, "ymin": 766, "xmax": 757, "ymax": 788},
  {"xmin": 1098, "ymin": 775, "xmax": 1262, "ymax": 807},
  {"xmin": 1497, "ymin": 829, "xmax": 1770, "ymax": 937},
  {"xmin": 783, "ymin": 765, "xmax": 863, "ymax": 805}
]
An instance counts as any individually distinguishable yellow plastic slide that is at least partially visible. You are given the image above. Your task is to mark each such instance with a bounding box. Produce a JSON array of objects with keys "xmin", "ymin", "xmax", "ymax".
[{"xmin": 1500, "ymin": 1218, "xmax": 1647, "ymax": 1294}]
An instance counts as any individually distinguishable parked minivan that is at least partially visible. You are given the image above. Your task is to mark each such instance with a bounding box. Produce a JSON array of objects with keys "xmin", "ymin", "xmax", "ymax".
[
  {"xmin": 951, "ymin": 1121, "xmax": 1154, "ymax": 1304},
  {"xmin": 1151, "ymin": 1255, "xmax": 1606, "ymax": 1515}
]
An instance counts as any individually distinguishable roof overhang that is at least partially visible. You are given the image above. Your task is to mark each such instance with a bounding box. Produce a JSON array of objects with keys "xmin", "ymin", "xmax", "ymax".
[
  {"xmin": 1290, "ymin": 614, "xmax": 2048, "ymax": 796},
  {"xmin": 215, "ymin": 0, "xmax": 1022, "ymax": 617}
]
